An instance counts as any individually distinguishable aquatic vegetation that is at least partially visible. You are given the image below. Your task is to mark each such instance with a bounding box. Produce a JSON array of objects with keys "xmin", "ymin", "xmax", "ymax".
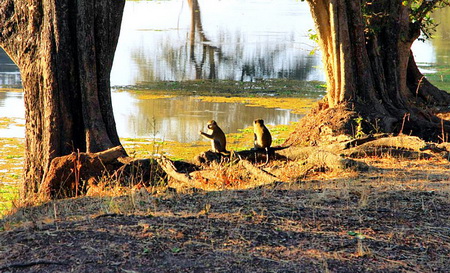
[
  {"xmin": 134, "ymin": 94, "xmax": 176, "ymax": 100},
  {"xmin": 197, "ymin": 96, "xmax": 318, "ymax": 115}
]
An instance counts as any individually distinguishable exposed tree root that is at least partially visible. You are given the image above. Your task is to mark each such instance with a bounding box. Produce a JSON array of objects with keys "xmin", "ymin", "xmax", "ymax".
[
  {"xmin": 162, "ymin": 148, "xmax": 368, "ymax": 192},
  {"xmin": 342, "ymin": 135, "xmax": 449, "ymax": 160},
  {"xmin": 39, "ymin": 146, "xmax": 127, "ymax": 199},
  {"xmin": 40, "ymin": 135, "xmax": 450, "ymax": 198},
  {"xmin": 162, "ymin": 135, "xmax": 448, "ymax": 192},
  {"xmin": 238, "ymin": 160, "xmax": 280, "ymax": 184}
]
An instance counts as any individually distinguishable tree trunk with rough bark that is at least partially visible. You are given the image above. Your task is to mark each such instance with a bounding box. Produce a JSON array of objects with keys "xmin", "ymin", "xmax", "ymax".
[
  {"xmin": 286, "ymin": 0, "xmax": 450, "ymax": 146},
  {"xmin": 0, "ymin": 0, "xmax": 126, "ymax": 198}
]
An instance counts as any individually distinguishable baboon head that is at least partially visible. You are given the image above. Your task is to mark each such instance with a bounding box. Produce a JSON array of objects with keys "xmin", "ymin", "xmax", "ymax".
[
  {"xmin": 207, "ymin": 120, "xmax": 218, "ymax": 129},
  {"xmin": 254, "ymin": 119, "xmax": 264, "ymax": 126}
]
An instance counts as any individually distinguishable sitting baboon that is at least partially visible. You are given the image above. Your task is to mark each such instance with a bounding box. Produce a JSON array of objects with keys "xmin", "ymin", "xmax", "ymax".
[
  {"xmin": 253, "ymin": 119, "xmax": 272, "ymax": 163},
  {"xmin": 253, "ymin": 119, "xmax": 272, "ymax": 150},
  {"xmin": 199, "ymin": 120, "xmax": 227, "ymax": 153}
]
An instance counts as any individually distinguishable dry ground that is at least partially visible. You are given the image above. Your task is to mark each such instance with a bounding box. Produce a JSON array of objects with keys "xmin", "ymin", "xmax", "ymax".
[{"xmin": 0, "ymin": 156, "xmax": 450, "ymax": 273}]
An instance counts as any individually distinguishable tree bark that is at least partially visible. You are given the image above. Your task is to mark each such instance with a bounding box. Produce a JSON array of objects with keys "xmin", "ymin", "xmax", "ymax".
[
  {"xmin": 300, "ymin": 0, "xmax": 450, "ymax": 143},
  {"xmin": 0, "ymin": 0, "xmax": 126, "ymax": 197}
]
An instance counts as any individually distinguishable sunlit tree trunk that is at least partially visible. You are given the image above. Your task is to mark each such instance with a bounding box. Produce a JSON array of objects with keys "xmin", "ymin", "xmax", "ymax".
[
  {"xmin": 0, "ymin": 0, "xmax": 125, "ymax": 197},
  {"xmin": 301, "ymin": 0, "xmax": 450, "ymax": 141}
]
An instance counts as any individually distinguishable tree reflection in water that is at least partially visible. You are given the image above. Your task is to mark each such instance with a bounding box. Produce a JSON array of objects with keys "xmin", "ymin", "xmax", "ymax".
[{"xmin": 118, "ymin": 0, "xmax": 322, "ymax": 85}]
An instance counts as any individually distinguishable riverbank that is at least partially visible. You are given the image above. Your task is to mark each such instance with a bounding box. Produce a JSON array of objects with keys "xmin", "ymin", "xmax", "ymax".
[
  {"xmin": 1, "ymin": 79, "xmax": 323, "ymax": 215},
  {"xmin": 0, "ymin": 119, "xmax": 296, "ymax": 216}
]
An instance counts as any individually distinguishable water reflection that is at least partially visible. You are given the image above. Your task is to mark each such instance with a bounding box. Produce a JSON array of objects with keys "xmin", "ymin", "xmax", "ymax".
[
  {"xmin": 187, "ymin": 0, "xmax": 221, "ymax": 79},
  {"xmin": 111, "ymin": 0, "xmax": 322, "ymax": 85},
  {"xmin": 113, "ymin": 92, "xmax": 302, "ymax": 142},
  {"xmin": 0, "ymin": 92, "xmax": 25, "ymax": 138},
  {"xmin": 0, "ymin": 50, "xmax": 21, "ymax": 88},
  {"xmin": 0, "ymin": 1, "xmax": 448, "ymax": 88},
  {"xmin": 409, "ymin": 10, "xmax": 450, "ymax": 92},
  {"xmin": 0, "ymin": 1, "xmax": 449, "ymax": 141},
  {"xmin": 0, "ymin": 91, "xmax": 302, "ymax": 142},
  {"xmin": 430, "ymin": 8, "xmax": 450, "ymax": 67}
]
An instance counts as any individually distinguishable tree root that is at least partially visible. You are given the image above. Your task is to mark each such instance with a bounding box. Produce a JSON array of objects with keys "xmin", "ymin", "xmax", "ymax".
[
  {"xmin": 39, "ymin": 146, "xmax": 163, "ymax": 199},
  {"xmin": 341, "ymin": 135, "xmax": 449, "ymax": 159},
  {"xmin": 40, "ymin": 135, "xmax": 450, "ymax": 198},
  {"xmin": 238, "ymin": 160, "xmax": 280, "ymax": 184},
  {"xmin": 161, "ymin": 148, "xmax": 368, "ymax": 192},
  {"xmin": 39, "ymin": 146, "xmax": 127, "ymax": 199},
  {"xmin": 159, "ymin": 156, "xmax": 281, "ymax": 191}
]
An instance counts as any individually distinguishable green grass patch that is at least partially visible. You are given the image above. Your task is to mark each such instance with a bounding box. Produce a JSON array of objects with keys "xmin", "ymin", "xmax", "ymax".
[
  {"xmin": 5, "ymin": 155, "xmax": 22, "ymax": 159},
  {"xmin": 0, "ymin": 183, "xmax": 19, "ymax": 217},
  {"xmin": 422, "ymin": 65, "xmax": 450, "ymax": 91}
]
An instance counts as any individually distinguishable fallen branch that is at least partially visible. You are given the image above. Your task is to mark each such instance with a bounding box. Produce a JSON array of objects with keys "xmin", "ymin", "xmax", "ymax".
[
  {"xmin": 157, "ymin": 156, "xmax": 192, "ymax": 184},
  {"xmin": 157, "ymin": 156, "xmax": 212, "ymax": 191}
]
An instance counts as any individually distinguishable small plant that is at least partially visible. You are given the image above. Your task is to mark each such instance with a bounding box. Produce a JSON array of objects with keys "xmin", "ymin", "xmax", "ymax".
[
  {"xmin": 171, "ymin": 247, "xmax": 182, "ymax": 253},
  {"xmin": 353, "ymin": 117, "xmax": 366, "ymax": 138},
  {"xmin": 307, "ymin": 29, "xmax": 320, "ymax": 55},
  {"xmin": 348, "ymin": 231, "xmax": 371, "ymax": 257}
]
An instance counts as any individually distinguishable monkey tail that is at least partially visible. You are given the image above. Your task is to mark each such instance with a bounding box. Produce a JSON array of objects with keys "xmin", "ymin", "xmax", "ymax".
[{"xmin": 264, "ymin": 147, "xmax": 270, "ymax": 165}]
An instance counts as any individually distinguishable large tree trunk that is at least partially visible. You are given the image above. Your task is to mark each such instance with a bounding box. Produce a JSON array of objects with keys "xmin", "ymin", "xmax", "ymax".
[
  {"xmin": 288, "ymin": 0, "xmax": 450, "ymax": 145},
  {"xmin": 0, "ymin": 0, "xmax": 126, "ymax": 197}
]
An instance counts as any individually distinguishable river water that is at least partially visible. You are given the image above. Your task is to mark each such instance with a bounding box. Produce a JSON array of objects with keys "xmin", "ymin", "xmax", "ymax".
[{"xmin": 0, "ymin": 0, "xmax": 449, "ymax": 141}]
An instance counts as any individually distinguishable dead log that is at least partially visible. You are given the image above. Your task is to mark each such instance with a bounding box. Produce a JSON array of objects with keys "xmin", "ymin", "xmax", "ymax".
[{"xmin": 157, "ymin": 156, "xmax": 213, "ymax": 191}]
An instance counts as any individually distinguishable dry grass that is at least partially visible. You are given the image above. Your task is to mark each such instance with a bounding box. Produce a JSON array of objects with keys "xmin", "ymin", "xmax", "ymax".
[{"xmin": 1, "ymin": 154, "xmax": 449, "ymax": 272}]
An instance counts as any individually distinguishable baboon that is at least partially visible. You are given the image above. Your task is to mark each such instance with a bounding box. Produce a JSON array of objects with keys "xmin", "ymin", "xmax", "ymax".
[
  {"xmin": 253, "ymin": 119, "xmax": 272, "ymax": 163},
  {"xmin": 199, "ymin": 120, "xmax": 227, "ymax": 153},
  {"xmin": 253, "ymin": 119, "xmax": 272, "ymax": 150}
]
